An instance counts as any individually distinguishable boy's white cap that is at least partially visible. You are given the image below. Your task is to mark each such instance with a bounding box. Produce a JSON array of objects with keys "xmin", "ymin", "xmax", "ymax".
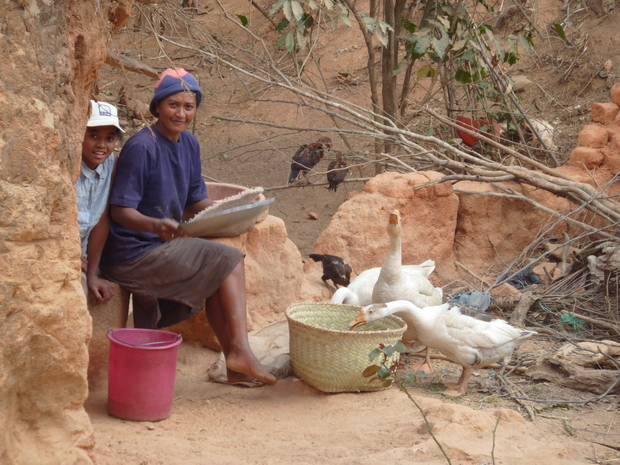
[{"xmin": 87, "ymin": 100, "xmax": 124, "ymax": 133}]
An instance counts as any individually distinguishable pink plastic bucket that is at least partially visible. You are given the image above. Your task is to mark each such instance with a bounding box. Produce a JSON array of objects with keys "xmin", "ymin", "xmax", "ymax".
[{"xmin": 107, "ymin": 328, "xmax": 183, "ymax": 421}]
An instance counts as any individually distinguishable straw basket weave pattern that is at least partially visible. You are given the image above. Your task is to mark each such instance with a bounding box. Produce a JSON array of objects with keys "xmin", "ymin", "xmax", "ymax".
[{"xmin": 285, "ymin": 303, "xmax": 407, "ymax": 393}]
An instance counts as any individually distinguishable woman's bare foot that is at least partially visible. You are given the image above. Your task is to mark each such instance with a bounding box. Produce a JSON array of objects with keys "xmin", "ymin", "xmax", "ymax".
[
  {"xmin": 442, "ymin": 387, "xmax": 467, "ymax": 397},
  {"xmin": 226, "ymin": 351, "xmax": 277, "ymax": 385}
]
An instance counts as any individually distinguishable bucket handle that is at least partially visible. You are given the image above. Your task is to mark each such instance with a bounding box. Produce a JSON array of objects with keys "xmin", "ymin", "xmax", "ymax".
[{"xmin": 108, "ymin": 329, "xmax": 182, "ymax": 347}]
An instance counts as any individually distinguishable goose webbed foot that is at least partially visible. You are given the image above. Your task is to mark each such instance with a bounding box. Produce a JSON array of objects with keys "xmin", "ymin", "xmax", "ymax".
[
  {"xmin": 410, "ymin": 347, "xmax": 433, "ymax": 375},
  {"xmin": 442, "ymin": 366, "xmax": 472, "ymax": 397}
]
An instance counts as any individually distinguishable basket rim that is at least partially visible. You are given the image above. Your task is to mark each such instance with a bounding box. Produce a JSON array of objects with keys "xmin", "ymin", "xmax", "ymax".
[{"xmin": 285, "ymin": 301, "xmax": 407, "ymax": 336}]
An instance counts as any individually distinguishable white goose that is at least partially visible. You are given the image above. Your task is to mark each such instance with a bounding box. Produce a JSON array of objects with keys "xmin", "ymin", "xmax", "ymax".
[
  {"xmin": 330, "ymin": 259, "xmax": 436, "ymax": 307},
  {"xmin": 349, "ymin": 300, "xmax": 535, "ymax": 397},
  {"xmin": 371, "ymin": 210, "xmax": 443, "ymax": 308}
]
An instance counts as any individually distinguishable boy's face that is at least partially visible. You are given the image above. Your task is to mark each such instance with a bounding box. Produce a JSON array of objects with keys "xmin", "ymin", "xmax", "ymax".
[
  {"xmin": 154, "ymin": 91, "xmax": 197, "ymax": 142},
  {"xmin": 82, "ymin": 126, "xmax": 118, "ymax": 170}
]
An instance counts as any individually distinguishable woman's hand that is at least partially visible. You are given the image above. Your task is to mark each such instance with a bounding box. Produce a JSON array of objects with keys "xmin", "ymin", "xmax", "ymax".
[
  {"xmin": 154, "ymin": 218, "xmax": 188, "ymax": 241},
  {"xmin": 111, "ymin": 206, "xmax": 189, "ymax": 241}
]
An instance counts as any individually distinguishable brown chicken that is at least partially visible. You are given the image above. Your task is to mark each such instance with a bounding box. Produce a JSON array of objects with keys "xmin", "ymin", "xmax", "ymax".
[
  {"xmin": 326, "ymin": 152, "xmax": 348, "ymax": 192},
  {"xmin": 287, "ymin": 137, "xmax": 332, "ymax": 185},
  {"xmin": 309, "ymin": 253, "xmax": 352, "ymax": 289}
]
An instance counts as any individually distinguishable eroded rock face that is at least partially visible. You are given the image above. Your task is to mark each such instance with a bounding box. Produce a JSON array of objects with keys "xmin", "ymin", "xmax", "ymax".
[
  {"xmin": 310, "ymin": 165, "xmax": 617, "ymax": 287},
  {"xmin": 310, "ymin": 171, "xmax": 460, "ymax": 284},
  {"xmin": 0, "ymin": 1, "xmax": 131, "ymax": 463},
  {"xmin": 453, "ymin": 180, "xmax": 570, "ymax": 276}
]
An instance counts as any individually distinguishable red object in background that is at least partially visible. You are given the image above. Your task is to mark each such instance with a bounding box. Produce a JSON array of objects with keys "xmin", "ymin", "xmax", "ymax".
[{"xmin": 455, "ymin": 115, "xmax": 501, "ymax": 146}]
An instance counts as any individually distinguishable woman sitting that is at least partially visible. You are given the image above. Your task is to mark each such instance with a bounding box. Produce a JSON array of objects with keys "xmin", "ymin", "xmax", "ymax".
[{"xmin": 100, "ymin": 68, "xmax": 276, "ymax": 386}]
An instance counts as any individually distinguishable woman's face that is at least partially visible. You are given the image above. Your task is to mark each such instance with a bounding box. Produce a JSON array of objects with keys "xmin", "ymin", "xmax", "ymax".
[{"xmin": 154, "ymin": 91, "xmax": 198, "ymax": 142}]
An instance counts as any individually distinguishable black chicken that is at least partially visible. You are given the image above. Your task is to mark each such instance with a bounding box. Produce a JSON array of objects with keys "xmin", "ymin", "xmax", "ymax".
[
  {"xmin": 287, "ymin": 137, "xmax": 332, "ymax": 185},
  {"xmin": 326, "ymin": 152, "xmax": 348, "ymax": 192},
  {"xmin": 309, "ymin": 253, "xmax": 352, "ymax": 289}
]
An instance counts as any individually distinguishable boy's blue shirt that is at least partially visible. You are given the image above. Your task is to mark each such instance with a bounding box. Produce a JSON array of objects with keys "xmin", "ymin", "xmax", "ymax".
[{"xmin": 76, "ymin": 153, "xmax": 116, "ymax": 257}]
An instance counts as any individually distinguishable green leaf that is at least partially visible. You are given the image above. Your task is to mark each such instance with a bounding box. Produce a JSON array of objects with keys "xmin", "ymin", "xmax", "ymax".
[
  {"xmin": 402, "ymin": 17, "xmax": 416, "ymax": 34},
  {"xmin": 296, "ymin": 29, "xmax": 307, "ymax": 50},
  {"xmin": 361, "ymin": 14, "xmax": 375, "ymax": 33},
  {"xmin": 405, "ymin": 370, "xmax": 428, "ymax": 383},
  {"xmin": 377, "ymin": 19, "xmax": 394, "ymax": 35},
  {"xmin": 553, "ymin": 23, "xmax": 567, "ymax": 42},
  {"xmin": 517, "ymin": 33, "xmax": 532, "ymax": 52},
  {"xmin": 432, "ymin": 28, "xmax": 450, "ymax": 60},
  {"xmin": 455, "ymin": 67, "xmax": 472, "ymax": 83},
  {"xmin": 341, "ymin": 15, "xmax": 352, "ymax": 27},
  {"xmin": 368, "ymin": 348, "xmax": 381, "ymax": 361},
  {"xmin": 285, "ymin": 32, "xmax": 295, "ymax": 52},
  {"xmin": 437, "ymin": 15, "xmax": 450, "ymax": 30},
  {"xmin": 323, "ymin": 0, "xmax": 334, "ymax": 10},
  {"xmin": 291, "ymin": 0, "xmax": 304, "ymax": 20},
  {"xmin": 552, "ymin": 403, "xmax": 570, "ymax": 409},
  {"xmin": 413, "ymin": 34, "xmax": 432, "ymax": 56},
  {"xmin": 381, "ymin": 345, "xmax": 396, "ymax": 357},
  {"xmin": 308, "ymin": 0, "xmax": 318, "ymax": 9},
  {"xmin": 493, "ymin": 39, "xmax": 506, "ymax": 62},
  {"xmin": 392, "ymin": 61, "xmax": 408, "ymax": 77},
  {"xmin": 416, "ymin": 64, "xmax": 436, "ymax": 79},
  {"xmin": 268, "ymin": 0, "xmax": 286, "ymax": 17},
  {"xmin": 375, "ymin": 27, "xmax": 389, "ymax": 47},
  {"xmin": 484, "ymin": 29, "xmax": 496, "ymax": 50},
  {"xmin": 461, "ymin": 49, "xmax": 475, "ymax": 61},
  {"xmin": 237, "ymin": 15, "xmax": 248, "ymax": 27},
  {"xmin": 506, "ymin": 51, "xmax": 518, "ymax": 65},
  {"xmin": 282, "ymin": 0, "xmax": 293, "ymax": 21},
  {"xmin": 300, "ymin": 13, "xmax": 314, "ymax": 29},
  {"xmin": 362, "ymin": 365, "xmax": 381, "ymax": 377},
  {"xmin": 276, "ymin": 18, "xmax": 290, "ymax": 32},
  {"xmin": 275, "ymin": 33, "xmax": 288, "ymax": 50},
  {"xmin": 331, "ymin": 15, "xmax": 339, "ymax": 30},
  {"xmin": 393, "ymin": 341, "xmax": 408, "ymax": 353},
  {"xmin": 218, "ymin": 154, "xmax": 229, "ymax": 161},
  {"xmin": 452, "ymin": 38, "xmax": 468, "ymax": 52},
  {"xmin": 377, "ymin": 368, "xmax": 392, "ymax": 379}
]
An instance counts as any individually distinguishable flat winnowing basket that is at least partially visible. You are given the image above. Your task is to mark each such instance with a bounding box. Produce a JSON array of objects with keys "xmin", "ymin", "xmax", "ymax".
[{"xmin": 285, "ymin": 302, "xmax": 407, "ymax": 393}]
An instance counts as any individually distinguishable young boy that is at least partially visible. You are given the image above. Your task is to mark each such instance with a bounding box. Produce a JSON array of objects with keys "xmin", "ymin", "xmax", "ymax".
[{"xmin": 77, "ymin": 100, "xmax": 124, "ymax": 303}]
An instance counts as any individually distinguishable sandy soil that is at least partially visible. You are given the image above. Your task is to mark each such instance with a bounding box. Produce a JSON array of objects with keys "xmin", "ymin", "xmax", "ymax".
[
  {"xmin": 85, "ymin": 1, "xmax": 620, "ymax": 463},
  {"xmin": 85, "ymin": 338, "xmax": 619, "ymax": 464}
]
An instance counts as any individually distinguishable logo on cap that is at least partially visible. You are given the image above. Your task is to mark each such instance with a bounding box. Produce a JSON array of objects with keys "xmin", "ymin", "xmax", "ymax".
[{"xmin": 98, "ymin": 104, "xmax": 113, "ymax": 117}]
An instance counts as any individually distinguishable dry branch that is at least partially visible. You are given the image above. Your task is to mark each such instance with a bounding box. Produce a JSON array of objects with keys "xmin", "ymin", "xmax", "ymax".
[
  {"xmin": 509, "ymin": 291, "xmax": 540, "ymax": 328},
  {"xmin": 527, "ymin": 357, "xmax": 620, "ymax": 395},
  {"xmin": 105, "ymin": 50, "xmax": 159, "ymax": 79}
]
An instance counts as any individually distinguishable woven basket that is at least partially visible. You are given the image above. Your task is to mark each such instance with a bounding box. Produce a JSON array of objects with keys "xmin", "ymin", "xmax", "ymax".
[{"xmin": 285, "ymin": 302, "xmax": 407, "ymax": 393}]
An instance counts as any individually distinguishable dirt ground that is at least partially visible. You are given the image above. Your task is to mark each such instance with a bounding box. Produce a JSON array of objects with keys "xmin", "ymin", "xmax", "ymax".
[
  {"xmin": 86, "ymin": 336, "xmax": 620, "ymax": 464},
  {"xmin": 85, "ymin": 0, "xmax": 620, "ymax": 463}
]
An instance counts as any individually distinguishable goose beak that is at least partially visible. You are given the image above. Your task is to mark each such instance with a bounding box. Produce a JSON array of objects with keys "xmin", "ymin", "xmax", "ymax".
[
  {"xmin": 389, "ymin": 210, "xmax": 400, "ymax": 225},
  {"xmin": 349, "ymin": 311, "xmax": 367, "ymax": 330}
]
